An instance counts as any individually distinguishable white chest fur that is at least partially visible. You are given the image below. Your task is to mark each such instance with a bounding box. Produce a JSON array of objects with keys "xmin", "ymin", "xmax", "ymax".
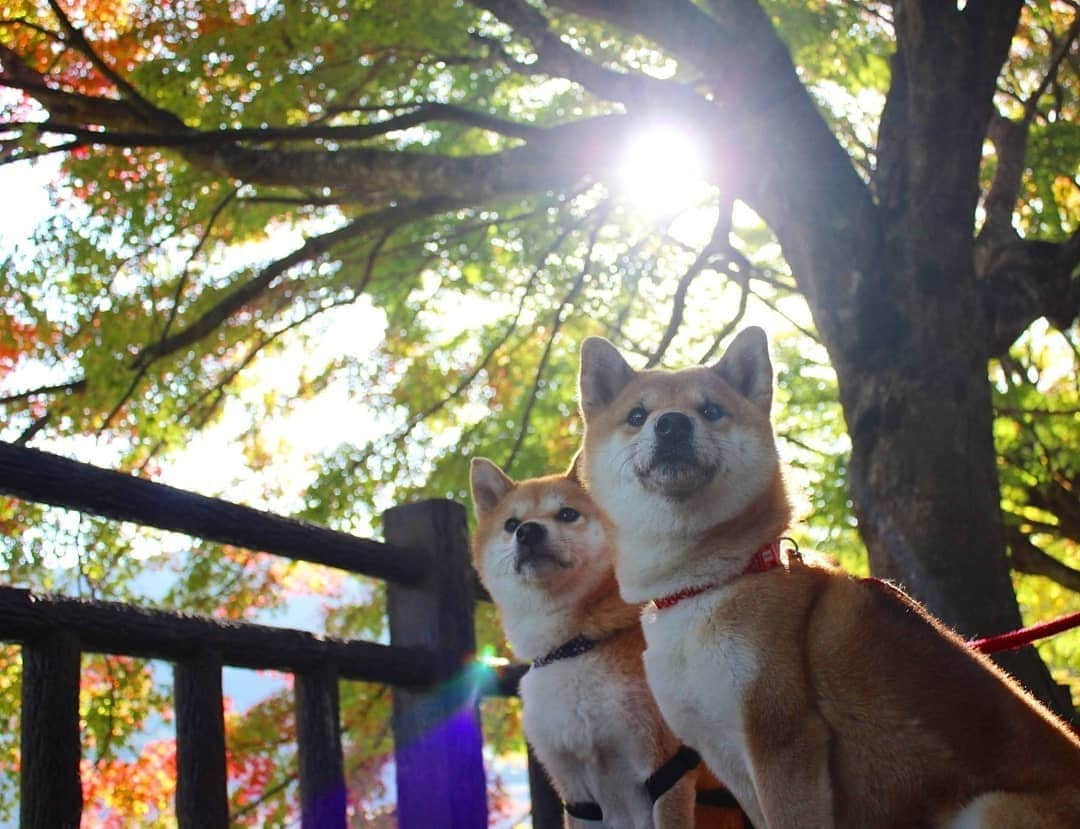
[
  {"xmin": 641, "ymin": 594, "xmax": 763, "ymax": 821},
  {"xmin": 520, "ymin": 649, "xmax": 663, "ymax": 829}
]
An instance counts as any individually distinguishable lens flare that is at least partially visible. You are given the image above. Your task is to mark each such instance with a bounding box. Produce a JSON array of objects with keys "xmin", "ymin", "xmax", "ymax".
[{"xmin": 617, "ymin": 125, "xmax": 711, "ymax": 216}]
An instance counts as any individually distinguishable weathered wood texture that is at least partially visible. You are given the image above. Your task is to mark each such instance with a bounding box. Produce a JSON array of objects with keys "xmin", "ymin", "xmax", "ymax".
[
  {"xmin": 296, "ymin": 664, "xmax": 346, "ymax": 829},
  {"xmin": 385, "ymin": 499, "xmax": 487, "ymax": 829},
  {"xmin": 527, "ymin": 746, "xmax": 564, "ymax": 829},
  {"xmin": 0, "ymin": 440, "xmax": 426, "ymax": 585},
  {"xmin": 175, "ymin": 651, "xmax": 229, "ymax": 829},
  {"xmin": 20, "ymin": 630, "xmax": 82, "ymax": 829},
  {"xmin": 0, "ymin": 585, "xmax": 437, "ymax": 686}
]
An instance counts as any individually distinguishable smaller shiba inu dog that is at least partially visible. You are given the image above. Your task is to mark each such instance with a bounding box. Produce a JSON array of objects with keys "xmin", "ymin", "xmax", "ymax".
[
  {"xmin": 579, "ymin": 327, "xmax": 1080, "ymax": 828},
  {"xmin": 470, "ymin": 458, "xmax": 747, "ymax": 829}
]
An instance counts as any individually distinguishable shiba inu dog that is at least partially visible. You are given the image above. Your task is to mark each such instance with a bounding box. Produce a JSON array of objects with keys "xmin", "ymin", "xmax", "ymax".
[
  {"xmin": 578, "ymin": 327, "xmax": 1080, "ymax": 828},
  {"xmin": 470, "ymin": 458, "xmax": 747, "ymax": 828}
]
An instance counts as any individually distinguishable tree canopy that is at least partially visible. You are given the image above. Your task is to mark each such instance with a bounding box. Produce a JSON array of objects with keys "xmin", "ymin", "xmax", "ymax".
[{"xmin": 1, "ymin": 0, "xmax": 1078, "ymax": 823}]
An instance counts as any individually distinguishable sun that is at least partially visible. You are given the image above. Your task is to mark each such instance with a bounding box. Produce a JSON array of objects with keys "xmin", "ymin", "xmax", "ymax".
[{"xmin": 616, "ymin": 124, "xmax": 712, "ymax": 216}]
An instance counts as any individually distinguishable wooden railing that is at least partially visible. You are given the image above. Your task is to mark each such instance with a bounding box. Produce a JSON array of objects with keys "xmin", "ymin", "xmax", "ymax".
[{"xmin": 0, "ymin": 440, "xmax": 560, "ymax": 828}]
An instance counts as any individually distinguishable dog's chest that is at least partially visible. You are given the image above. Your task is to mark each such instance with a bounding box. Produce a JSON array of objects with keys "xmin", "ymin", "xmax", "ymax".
[
  {"xmin": 521, "ymin": 652, "xmax": 654, "ymax": 761},
  {"xmin": 520, "ymin": 651, "xmax": 659, "ymax": 826},
  {"xmin": 642, "ymin": 597, "xmax": 760, "ymax": 801}
]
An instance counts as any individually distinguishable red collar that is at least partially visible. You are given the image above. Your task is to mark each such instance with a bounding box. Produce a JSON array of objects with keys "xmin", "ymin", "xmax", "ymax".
[{"xmin": 651, "ymin": 538, "xmax": 792, "ymax": 611}]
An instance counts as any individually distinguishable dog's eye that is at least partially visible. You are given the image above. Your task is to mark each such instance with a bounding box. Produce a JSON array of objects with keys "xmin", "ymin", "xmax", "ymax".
[
  {"xmin": 555, "ymin": 507, "xmax": 580, "ymax": 523},
  {"xmin": 626, "ymin": 406, "xmax": 648, "ymax": 427},
  {"xmin": 701, "ymin": 401, "xmax": 725, "ymax": 422},
  {"xmin": 504, "ymin": 517, "xmax": 521, "ymax": 534}
]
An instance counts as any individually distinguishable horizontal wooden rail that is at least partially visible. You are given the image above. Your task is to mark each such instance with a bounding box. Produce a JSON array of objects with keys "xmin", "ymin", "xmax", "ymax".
[
  {"xmin": 0, "ymin": 585, "xmax": 440, "ymax": 687},
  {"xmin": 0, "ymin": 441, "xmax": 427, "ymax": 586}
]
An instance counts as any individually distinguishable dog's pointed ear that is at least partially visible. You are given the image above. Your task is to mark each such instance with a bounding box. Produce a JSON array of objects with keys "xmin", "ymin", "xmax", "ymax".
[
  {"xmin": 565, "ymin": 448, "xmax": 584, "ymax": 484},
  {"xmin": 712, "ymin": 326, "xmax": 773, "ymax": 410},
  {"xmin": 579, "ymin": 337, "xmax": 635, "ymax": 416},
  {"xmin": 470, "ymin": 457, "xmax": 515, "ymax": 516}
]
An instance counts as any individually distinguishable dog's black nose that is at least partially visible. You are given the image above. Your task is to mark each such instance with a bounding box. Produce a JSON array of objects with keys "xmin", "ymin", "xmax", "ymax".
[
  {"xmin": 655, "ymin": 411, "xmax": 694, "ymax": 442},
  {"xmin": 515, "ymin": 521, "xmax": 547, "ymax": 546}
]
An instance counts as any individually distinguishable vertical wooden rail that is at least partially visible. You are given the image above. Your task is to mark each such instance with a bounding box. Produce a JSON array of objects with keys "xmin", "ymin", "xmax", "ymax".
[
  {"xmin": 385, "ymin": 499, "xmax": 487, "ymax": 829},
  {"xmin": 174, "ymin": 651, "xmax": 229, "ymax": 829},
  {"xmin": 527, "ymin": 746, "xmax": 564, "ymax": 829},
  {"xmin": 296, "ymin": 663, "xmax": 346, "ymax": 828},
  {"xmin": 20, "ymin": 630, "xmax": 82, "ymax": 829}
]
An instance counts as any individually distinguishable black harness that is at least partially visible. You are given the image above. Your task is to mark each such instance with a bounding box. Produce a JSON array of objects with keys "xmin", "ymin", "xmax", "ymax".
[
  {"xmin": 565, "ymin": 744, "xmax": 751, "ymax": 825},
  {"xmin": 531, "ymin": 635, "xmax": 754, "ymax": 827}
]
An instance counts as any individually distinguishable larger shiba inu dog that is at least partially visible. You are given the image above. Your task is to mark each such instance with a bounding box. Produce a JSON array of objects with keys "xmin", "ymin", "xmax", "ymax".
[
  {"xmin": 578, "ymin": 327, "xmax": 1080, "ymax": 828},
  {"xmin": 470, "ymin": 458, "xmax": 747, "ymax": 829}
]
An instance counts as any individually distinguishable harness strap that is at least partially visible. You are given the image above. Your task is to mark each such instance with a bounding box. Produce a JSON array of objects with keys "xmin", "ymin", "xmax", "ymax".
[
  {"xmin": 645, "ymin": 744, "xmax": 701, "ymax": 802},
  {"xmin": 564, "ymin": 745, "xmax": 752, "ymax": 823},
  {"xmin": 564, "ymin": 800, "xmax": 603, "ymax": 821},
  {"xmin": 698, "ymin": 790, "xmax": 756, "ymax": 828},
  {"xmin": 694, "ymin": 787, "xmax": 741, "ymax": 809}
]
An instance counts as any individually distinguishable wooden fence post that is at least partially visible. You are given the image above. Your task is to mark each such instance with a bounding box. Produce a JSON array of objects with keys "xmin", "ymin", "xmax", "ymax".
[
  {"xmin": 296, "ymin": 663, "xmax": 346, "ymax": 828},
  {"xmin": 527, "ymin": 746, "xmax": 564, "ymax": 829},
  {"xmin": 174, "ymin": 650, "xmax": 229, "ymax": 829},
  {"xmin": 20, "ymin": 630, "xmax": 82, "ymax": 829},
  {"xmin": 385, "ymin": 499, "xmax": 487, "ymax": 829}
]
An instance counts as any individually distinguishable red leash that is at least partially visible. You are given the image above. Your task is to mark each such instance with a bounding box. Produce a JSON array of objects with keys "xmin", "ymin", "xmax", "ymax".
[{"xmin": 968, "ymin": 610, "xmax": 1080, "ymax": 654}]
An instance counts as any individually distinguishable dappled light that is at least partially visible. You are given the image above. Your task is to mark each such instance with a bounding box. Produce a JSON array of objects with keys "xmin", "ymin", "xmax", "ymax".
[{"xmin": 0, "ymin": 0, "xmax": 1078, "ymax": 823}]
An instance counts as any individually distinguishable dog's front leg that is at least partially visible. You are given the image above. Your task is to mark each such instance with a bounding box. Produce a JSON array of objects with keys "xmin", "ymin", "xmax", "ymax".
[
  {"xmin": 748, "ymin": 714, "xmax": 834, "ymax": 829},
  {"xmin": 651, "ymin": 772, "xmax": 695, "ymax": 828}
]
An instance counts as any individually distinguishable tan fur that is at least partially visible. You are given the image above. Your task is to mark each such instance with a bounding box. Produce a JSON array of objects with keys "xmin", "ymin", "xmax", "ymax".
[
  {"xmin": 470, "ymin": 460, "xmax": 745, "ymax": 828},
  {"xmin": 579, "ymin": 328, "xmax": 1080, "ymax": 828}
]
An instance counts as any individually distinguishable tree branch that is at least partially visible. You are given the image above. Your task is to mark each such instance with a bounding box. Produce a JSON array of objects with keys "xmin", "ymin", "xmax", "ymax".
[
  {"xmin": 977, "ymin": 229, "xmax": 1080, "ymax": 357},
  {"xmin": 0, "ymin": 49, "xmax": 146, "ymax": 130},
  {"xmin": 4, "ymin": 34, "xmax": 614, "ymax": 204},
  {"xmin": 130, "ymin": 198, "xmax": 459, "ymax": 371},
  {"xmin": 982, "ymin": 112, "xmax": 1029, "ymax": 236},
  {"xmin": 470, "ymin": 0, "xmax": 702, "ymax": 109},
  {"xmin": 44, "ymin": 0, "xmax": 180, "ymax": 127},
  {"xmin": 1007, "ymin": 526, "xmax": 1080, "ymax": 594},
  {"xmin": 982, "ymin": 14, "xmax": 1080, "ymax": 237},
  {"xmin": 504, "ymin": 206, "xmax": 608, "ymax": 473},
  {"xmin": 697, "ymin": 270, "xmax": 750, "ymax": 364},
  {"xmin": 0, "ymin": 378, "xmax": 87, "ymax": 407},
  {"xmin": 24, "ymin": 102, "xmax": 545, "ymax": 148},
  {"xmin": 1021, "ymin": 13, "xmax": 1080, "ymax": 124},
  {"xmin": 646, "ymin": 207, "xmax": 730, "ymax": 368},
  {"xmin": 176, "ymin": 114, "xmax": 621, "ymax": 202}
]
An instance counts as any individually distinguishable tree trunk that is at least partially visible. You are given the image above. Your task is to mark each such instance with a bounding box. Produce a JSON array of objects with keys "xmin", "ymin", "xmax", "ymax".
[
  {"xmin": 716, "ymin": 1, "xmax": 1071, "ymax": 716},
  {"xmin": 837, "ymin": 257, "xmax": 1068, "ymax": 716}
]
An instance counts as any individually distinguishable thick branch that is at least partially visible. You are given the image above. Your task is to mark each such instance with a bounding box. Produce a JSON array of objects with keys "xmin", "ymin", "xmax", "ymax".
[
  {"xmin": 0, "ymin": 50, "xmax": 146, "ymax": 130},
  {"xmin": 25, "ymin": 102, "xmax": 545, "ymax": 148},
  {"xmin": 44, "ymin": 0, "xmax": 179, "ymax": 127},
  {"xmin": 982, "ymin": 112, "xmax": 1029, "ymax": 237},
  {"xmin": 963, "ymin": 1, "xmax": 1026, "ymax": 129},
  {"xmin": 1007, "ymin": 526, "xmax": 1080, "ymax": 594},
  {"xmin": 196, "ymin": 120, "xmax": 614, "ymax": 200},
  {"xmin": 471, "ymin": 0, "xmax": 702, "ymax": 109},
  {"xmin": 978, "ymin": 229, "xmax": 1080, "ymax": 357},
  {"xmin": 4, "ymin": 33, "xmax": 610, "ymax": 203}
]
